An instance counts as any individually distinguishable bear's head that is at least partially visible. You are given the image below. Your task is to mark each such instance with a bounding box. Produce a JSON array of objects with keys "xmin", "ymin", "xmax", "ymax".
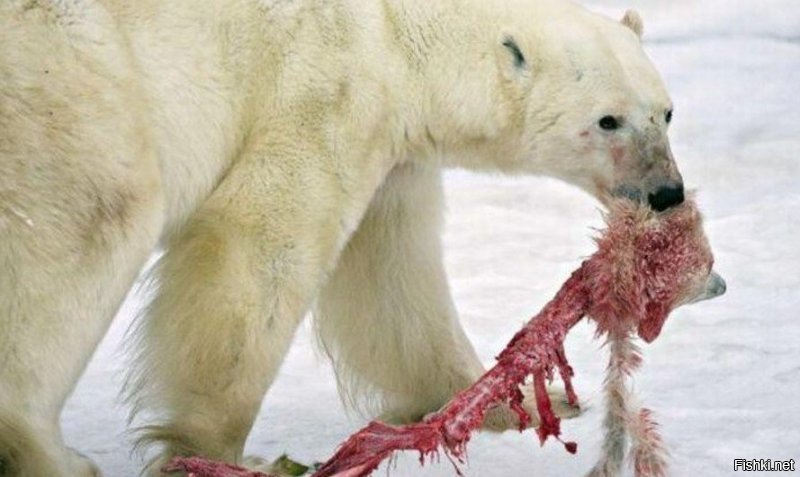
[
  {"xmin": 507, "ymin": 6, "xmax": 682, "ymax": 210},
  {"xmin": 439, "ymin": 3, "xmax": 682, "ymax": 212}
]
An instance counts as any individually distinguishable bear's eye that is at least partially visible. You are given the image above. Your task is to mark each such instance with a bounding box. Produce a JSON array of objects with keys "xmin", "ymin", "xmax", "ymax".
[
  {"xmin": 665, "ymin": 109, "xmax": 673, "ymax": 124},
  {"xmin": 598, "ymin": 115, "xmax": 620, "ymax": 131}
]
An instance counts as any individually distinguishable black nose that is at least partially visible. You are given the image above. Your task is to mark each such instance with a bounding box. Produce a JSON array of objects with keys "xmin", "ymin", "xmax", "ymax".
[{"xmin": 648, "ymin": 184, "xmax": 684, "ymax": 211}]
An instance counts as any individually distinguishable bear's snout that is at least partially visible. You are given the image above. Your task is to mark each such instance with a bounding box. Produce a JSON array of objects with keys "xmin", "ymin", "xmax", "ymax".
[{"xmin": 647, "ymin": 184, "xmax": 684, "ymax": 211}]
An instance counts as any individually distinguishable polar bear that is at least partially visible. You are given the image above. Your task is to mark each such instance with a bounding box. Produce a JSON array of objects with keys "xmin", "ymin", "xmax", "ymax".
[{"xmin": 0, "ymin": 0, "xmax": 685, "ymax": 475}]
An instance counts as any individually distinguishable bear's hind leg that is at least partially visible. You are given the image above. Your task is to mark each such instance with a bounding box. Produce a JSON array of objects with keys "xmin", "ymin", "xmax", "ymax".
[{"xmin": 0, "ymin": 4, "xmax": 163, "ymax": 474}]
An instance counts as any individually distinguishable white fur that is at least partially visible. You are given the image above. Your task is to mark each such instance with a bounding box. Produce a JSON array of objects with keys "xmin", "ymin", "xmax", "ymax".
[
  {"xmin": 0, "ymin": 0, "xmax": 677, "ymax": 474},
  {"xmin": 315, "ymin": 161, "xmax": 486, "ymax": 422}
]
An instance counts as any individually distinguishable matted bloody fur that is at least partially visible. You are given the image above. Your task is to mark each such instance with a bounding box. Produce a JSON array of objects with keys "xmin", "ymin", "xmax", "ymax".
[{"xmin": 163, "ymin": 198, "xmax": 714, "ymax": 477}]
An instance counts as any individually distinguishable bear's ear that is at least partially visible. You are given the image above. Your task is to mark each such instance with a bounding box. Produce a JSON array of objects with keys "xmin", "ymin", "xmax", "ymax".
[
  {"xmin": 621, "ymin": 9, "xmax": 644, "ymax": 38},
  {"xmin": 497, "ymin": 34, "xmax": 530, "ymax": 79},
  {"xmin": 502, "ymin": 36, "xmax": 526, "ymax": 69}
]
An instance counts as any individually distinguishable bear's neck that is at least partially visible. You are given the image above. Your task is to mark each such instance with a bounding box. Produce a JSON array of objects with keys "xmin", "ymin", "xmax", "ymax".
[{"xmin": 384, "ymin": 0, "xmax": 521, "ymax": 166}]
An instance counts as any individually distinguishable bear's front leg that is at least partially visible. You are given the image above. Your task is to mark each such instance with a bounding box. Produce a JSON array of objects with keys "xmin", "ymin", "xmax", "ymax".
[
  {"xmin": 314, "ymin": 161, "xmax": 580, "ymax": 432},
  {"xmin": 126, "ymin": 129, "xmax": 390, "ymax": 476},
  {"xmin": 315, "ymin": 161, "xmax": 484, "ymax": 423}
]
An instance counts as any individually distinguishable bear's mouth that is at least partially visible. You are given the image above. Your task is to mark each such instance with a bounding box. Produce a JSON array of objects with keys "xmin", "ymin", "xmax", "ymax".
[
  {"xmin": 612, "ymin": 184, "xmax": 643, "ymax": 202},
  {"xmin": 612, "ymin": 182, "xmax": 685, "ymax": 212}
]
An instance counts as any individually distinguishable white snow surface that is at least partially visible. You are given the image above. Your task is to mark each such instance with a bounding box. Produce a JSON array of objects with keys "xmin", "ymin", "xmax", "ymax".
[{"xmin": 62, "ymin": 1, "xmax": 800, "ymax": 476}]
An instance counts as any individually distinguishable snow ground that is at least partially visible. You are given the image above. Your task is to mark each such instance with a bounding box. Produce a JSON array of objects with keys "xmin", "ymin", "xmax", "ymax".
[{"xmin": 62, "ymin": 1, "xmax": 800, "ymax": 476}]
